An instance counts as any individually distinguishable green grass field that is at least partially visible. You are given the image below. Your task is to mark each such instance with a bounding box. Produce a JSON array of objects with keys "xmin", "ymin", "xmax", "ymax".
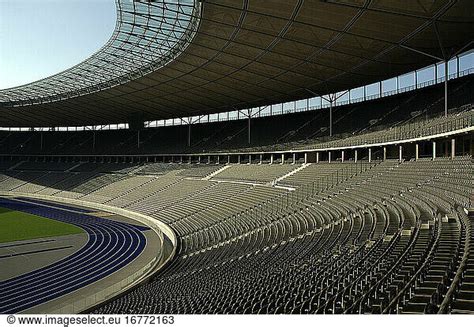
[{"xmin": 0, "ymin": 206, "xmax": 84, "ymax": 243}]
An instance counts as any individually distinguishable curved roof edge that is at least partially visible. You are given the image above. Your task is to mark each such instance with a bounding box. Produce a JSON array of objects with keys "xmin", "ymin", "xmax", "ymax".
[{"xmin": 0, "ymin": 0, "xmax": 201, "ymax": 106}]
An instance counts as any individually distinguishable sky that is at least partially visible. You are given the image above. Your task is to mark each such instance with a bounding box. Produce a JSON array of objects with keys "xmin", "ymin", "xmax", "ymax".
[{"xmin": 0, "ymin": 0, "xmax": 116, "ymax": 89}]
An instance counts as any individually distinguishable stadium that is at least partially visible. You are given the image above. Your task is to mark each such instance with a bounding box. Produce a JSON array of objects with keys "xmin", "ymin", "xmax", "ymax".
[{"xmin": 0, "ymin": 0, "xmax": 473, "ymax": 315}]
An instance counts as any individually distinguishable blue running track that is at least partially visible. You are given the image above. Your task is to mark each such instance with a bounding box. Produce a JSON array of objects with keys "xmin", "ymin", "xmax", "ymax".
[{"xmin": 0, "ymin": 197, "xmax": 149, "ymax": 314}]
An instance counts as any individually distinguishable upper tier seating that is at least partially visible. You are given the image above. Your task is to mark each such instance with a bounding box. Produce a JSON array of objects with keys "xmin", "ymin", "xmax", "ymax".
[{"xmin": 1, "ymin": 75, "xmax": 473, "ymax": 156}]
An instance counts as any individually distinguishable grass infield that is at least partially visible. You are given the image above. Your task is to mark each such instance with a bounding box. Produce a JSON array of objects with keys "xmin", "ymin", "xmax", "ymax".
[{"xmin": 0, "ymin": 206, "xmax": 83, "ymax": 243}]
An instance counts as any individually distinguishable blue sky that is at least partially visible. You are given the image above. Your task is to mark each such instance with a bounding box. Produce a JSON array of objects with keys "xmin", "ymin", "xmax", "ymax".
[{"xmin": 0, "ymin": 0, "xmax": 116, "ymax": 89}]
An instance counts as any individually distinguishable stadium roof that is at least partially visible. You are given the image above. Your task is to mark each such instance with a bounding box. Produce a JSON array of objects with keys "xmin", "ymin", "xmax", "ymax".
[{"xmin": 0, "ymin": 0, "xmax": 473, "ymax": 127}]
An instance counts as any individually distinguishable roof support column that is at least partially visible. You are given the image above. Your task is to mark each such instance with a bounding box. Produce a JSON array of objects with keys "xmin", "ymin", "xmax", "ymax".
[
  {"xmin": 92, "ymin": 131, "xmax": 96, "ymax": 151},
  {"xmin": 281, "ymin": 154, "xmax": 285, "ymax": 165},
  {"xmin": 304, "ymin": 153, "xmax": 308, "ymax": 164},
  {"xmin": 399, "ymin": 145, "xmax": 403, "ymax": 163},
  {"xmin": 354, "ymin": 150, "xmax": 358, "ymax": 163},
  {"xmin": 329, "ymin": 99, "xmax": 333, "ymax": 137},
  {"xmin": 270, "ymin": 154, "xmax": 274, "ymax": 165},
  {"xmin": 368, "ymin": 148, "xmax": 372, "ymax": 163},
  {"xmin": 327, "ymin": 91, "xmax": 348, "ymax": 137},
  {"xmin": 401, "ymin": 31, "xmax": 460, "ymax": 118},
  {"xmin": 451, "ymin": 138, "xmax": 455, "ymax": 160},
  {"xmin": 456, "ymin": 55, "xmax": 459, "ymax": 78},
  {"xmin": 292, "ymin": 153, "xmax": 296, "ymax": 165},
  {"xmin": 316, "ymin": 152, "xmax": 319, "ymax": 164},
  {"xmin": 328, "ymin": 151, "xmax": 331, "ymax": 163},
  {"xmin": 432, "ymin": 141, "xmax": 436, "ymax": 160},
  {"xmin": 457, "ymin": 55, "xmax": 460, "ymax": 78},
  {"xmin": 306, "ymin": 90, "xmax": 346, "ymax": 139},
  {"xmin": 444, "ymin": 60, "xmax": 448, "ymax": 117},
  {"xmin": 259, "ymin": 154, "xmax": 263, "ymax": 164},
  {"xmin": 248, "ymin": 109, "xmax": 251, "ymax": 145},
  {"xmin": 383, "ymin": 146, "xmax": 387, "ymax": 161},
  {"xmin": 341, "ymin": 150, "xmax": 345, "ymax": 163},
  {"xmin": 415, "ymin": 143, "xmax": 419, "ymax": 161},
  {"xmin": 188, "ymin": 124, "xmax": 191, "ymax": 147}
]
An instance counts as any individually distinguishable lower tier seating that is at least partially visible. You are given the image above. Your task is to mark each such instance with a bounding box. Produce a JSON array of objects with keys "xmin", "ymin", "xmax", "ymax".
[{"xmin": 0, "ymin": 156, "xmax": 472, "ymax": 314}]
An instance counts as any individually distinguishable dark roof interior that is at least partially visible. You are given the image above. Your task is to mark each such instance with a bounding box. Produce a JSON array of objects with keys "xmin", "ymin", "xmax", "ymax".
[{"xmin": 1, "ymin": 0, "xmax": 473, "ymax": 127}]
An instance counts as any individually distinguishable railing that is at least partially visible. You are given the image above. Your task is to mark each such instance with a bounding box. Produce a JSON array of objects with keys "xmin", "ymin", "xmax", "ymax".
[
  {"xmin": 383, "ymin": 215, "xmax": 441, "ymax": 313},
  {"xmin": 438, "ymin": 207, "xmax": 470, "ymax": 313},
  {"xmin": 237, "ymin": 161, "xmax": 381, "ymax": 227}
]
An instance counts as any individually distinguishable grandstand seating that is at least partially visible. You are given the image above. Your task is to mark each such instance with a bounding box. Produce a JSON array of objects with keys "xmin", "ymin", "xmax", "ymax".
[
  {"xmin": 212, "ymin": 164, "xmax": 296, "ymax": 184},
  {"xmin": 84, "ymin": 157, "xmax": 473, "ymax": 314},
  {"xmin": 137, "ymin": 163, "xmax": 223, "ymax": 178},
  {"xmin": 0, "ymin": 153, "xmax": 472, "ymax": 314}
]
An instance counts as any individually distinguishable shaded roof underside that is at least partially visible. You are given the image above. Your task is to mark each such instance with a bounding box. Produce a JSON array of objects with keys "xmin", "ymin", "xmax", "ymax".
[{"xmin": 1, "ymin": 0, "xmax": 473, "ymax": 127}]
